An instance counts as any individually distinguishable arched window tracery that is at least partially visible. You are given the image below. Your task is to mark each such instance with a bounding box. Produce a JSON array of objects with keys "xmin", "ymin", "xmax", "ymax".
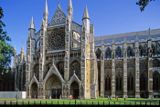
[
  {"xmin": 105, "ymin": 47, "xmax": 112, "ymax": 59},
  {"xmin": 96, "ymin": 48, "xmax": 102, "ymax": 59},
  {"xmin": 70, "ymin": 61, "xmax": 81, "ymax": 79},
  {"xmin": 115, "ymin": 46, "xmax": 122, "ymax": 58},
  {"xmin": 127, "ymin": 46, "xmax": 134, "ymax": 57},
  {"xmin": 139, "ymin": 44, "xmax": 148, "ymax": 56}
]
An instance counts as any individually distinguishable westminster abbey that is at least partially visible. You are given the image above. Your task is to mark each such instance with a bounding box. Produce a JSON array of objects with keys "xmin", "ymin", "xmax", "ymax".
[{"xmin": 12, "ymin": 0, "xmax": 160, "ymax": 99}]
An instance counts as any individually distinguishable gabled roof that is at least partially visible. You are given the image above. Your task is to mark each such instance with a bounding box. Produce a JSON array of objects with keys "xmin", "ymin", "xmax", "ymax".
[{"xmin": 48, "ymin": 4, "xmax": 66, "ymax": 26}]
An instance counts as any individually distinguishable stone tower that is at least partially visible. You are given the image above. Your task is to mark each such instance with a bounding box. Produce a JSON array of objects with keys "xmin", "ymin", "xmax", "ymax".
[
  {"xmin": 82, "ymin": 6, "xmax": 98, "ymax": 99},
  {"xmin": 26, "ymin": 17, "xmax": 35, "ymax": 98}
]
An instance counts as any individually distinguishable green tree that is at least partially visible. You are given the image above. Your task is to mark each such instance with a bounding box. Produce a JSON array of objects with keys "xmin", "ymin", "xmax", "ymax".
[
  {"xmin": 136, "ymin": 0, "xmax": 155, "ymax": 11},
  {"xmin": 0, "ymin": 7, "xmax": 14, "ymax": 74}
]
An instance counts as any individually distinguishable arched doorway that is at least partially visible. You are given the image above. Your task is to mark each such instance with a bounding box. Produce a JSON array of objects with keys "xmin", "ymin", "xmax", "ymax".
[
  {"xmin": 70, "ymin": 81, "xmax": 79, "ymax": 99},
  {"xmin": 31, "ymin": 82, "xmax": 38, "ymax": 98},
  {"xmin": 45, "ymin": 74, "xmax": 62, "ymax": 99}
]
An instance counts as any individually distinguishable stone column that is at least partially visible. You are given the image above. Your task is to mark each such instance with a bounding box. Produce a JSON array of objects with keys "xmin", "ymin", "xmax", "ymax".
[
  {"xmin": 28, "ymin": 86, "xmax": 31, "ymax": 99},
  {"xmin": 111, "ymin": 44, "xmax": 115, "ymax": 98},
  {"xmin": 135, "ymin": 41, "xmax": 140, "ymax": 98},
  {"xmin": 100, "ymin": 45, "xmax": 105, "ymax": 97},
  {"xmin": 123, "ymin": 43, "xmax": 128, "ymax": 97},
  {"xmin": 148, "ymin": 40, "xmax": 153, "ymax": 98}
]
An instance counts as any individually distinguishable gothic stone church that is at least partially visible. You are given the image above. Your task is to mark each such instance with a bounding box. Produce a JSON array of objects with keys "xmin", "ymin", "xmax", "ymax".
[{"xmin": 12, "ymin": 0, "xmax": 160, "ymax": 99}]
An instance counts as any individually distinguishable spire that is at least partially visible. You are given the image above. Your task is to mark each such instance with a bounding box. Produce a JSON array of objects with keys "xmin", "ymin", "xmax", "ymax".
[
  {"xmin": 20, "ymin": 47, "xmax": 24, "ymax": 62},
  {"xmin": 29, "ymin": 17, "xmax": 35, "ymax": 29},
  {"xmin": 57, "ymin": 2, "xmax": 62, "ymax": 10},
  {"xmin": 21, "ymin": 47, "xmax": 24, "ymax": 55},
  {"xmin": 40, "ymin": 19, "xmax": 45, "ymax": 30},
  {"xmin": 68, "ymin": 0, "xmax": 73, "ymax": 15},
  {"xmin": 83, "ymin": 6, "xmax": 90, "ymax": 20},
  {"xmin": 43, "ymin": 0, "xmax": 48, "ymax": 20}
]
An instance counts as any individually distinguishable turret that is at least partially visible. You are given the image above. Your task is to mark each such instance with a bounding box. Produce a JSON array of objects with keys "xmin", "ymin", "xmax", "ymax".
[
  {"xmin": 43, "ymin": 0, "xmax": 48, "ymax": 27},
  {"xmin": 43, "ymin": 0, "xmax": 48, "ymax": 21},
  {"xmin": 27, "ymin": 17, "xmax": 35, "ymax": 63},
  {"xmin": 82, "ymin": 6, "xmax": 98, "ymax": 99},
  {"xmin": 68, "ymin": 0, "xmax": 73, "ymax": 17},
  {"xmin": 20, "ymin": 48, "xmax": 25, "ymax": 63},
  {"xmin": 82, "ymin": 6, "xmax": 90, "ymax": 38},
  {"xmin": 64, "ymin": 0, "xmax": 73, "ymax": 82}
]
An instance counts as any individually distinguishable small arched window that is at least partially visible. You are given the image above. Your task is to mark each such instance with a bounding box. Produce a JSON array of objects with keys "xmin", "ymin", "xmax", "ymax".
[
  {"xmin": 115, "ymin": 46, "xmax": 122, "ymax": 58},
  {"xmin": 139, "ymin": 44, "xmax": 148, "ymax": 56},
  {"xmin": 105, "ymin": 47, "xmax": 112, "ymax": 59},
  {"xmin": 127, "ymin": 46, "xmax": 134, "ymax": 57},
  {"xmin": 96, "ymin": 48, "xmax": 102, "ymax": 59}
]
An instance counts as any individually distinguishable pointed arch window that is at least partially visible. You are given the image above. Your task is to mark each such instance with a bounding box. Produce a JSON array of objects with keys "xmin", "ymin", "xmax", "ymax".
[
  {"xmin": 115, "ymin": 46, "xmax": 122, "ymax": 58},
  {"xmin": 127, "ymin": 46, "xmax": 134, "ymax": 57},
  {"xmin": 70, "ymin": 61, "xmax": 81, "ymax": 79},
  {"xmin": 96, "ymin": 48, "xmax": 102, "ymax": 59},
  {"xmin": 105, "ymin": 47, "xmax": 112, "ymax": 59},
  {"xmin": 139, "ymin": 44, "xmax": 148, "ymax": 56}
]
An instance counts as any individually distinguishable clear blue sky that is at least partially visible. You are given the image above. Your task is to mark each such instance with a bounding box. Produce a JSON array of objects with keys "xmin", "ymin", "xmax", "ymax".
[{"xmin": 0, "ymin": 0, "xmax": 160, "ymax": 54}]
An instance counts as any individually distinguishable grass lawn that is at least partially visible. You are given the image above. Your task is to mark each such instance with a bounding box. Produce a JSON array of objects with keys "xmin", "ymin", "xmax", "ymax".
[{"xmin": 0, "ymin": 98, "xmax": 159, "ymax": 105}]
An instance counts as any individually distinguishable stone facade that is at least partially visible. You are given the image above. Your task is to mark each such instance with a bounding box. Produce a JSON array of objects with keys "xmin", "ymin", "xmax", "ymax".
[{"xmin": 13, "ymin": 0, "xmax": 160, "ymax": 99}]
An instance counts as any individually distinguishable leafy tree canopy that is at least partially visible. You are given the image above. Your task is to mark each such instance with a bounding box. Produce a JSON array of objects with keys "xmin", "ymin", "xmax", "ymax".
[
  {"xmin": 0, "ymin": 7, "xmax": 14, "ymax": 74},
  {"xmin": 136, "ymin": 0, "xmax": 155, "ymax": 11}
]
